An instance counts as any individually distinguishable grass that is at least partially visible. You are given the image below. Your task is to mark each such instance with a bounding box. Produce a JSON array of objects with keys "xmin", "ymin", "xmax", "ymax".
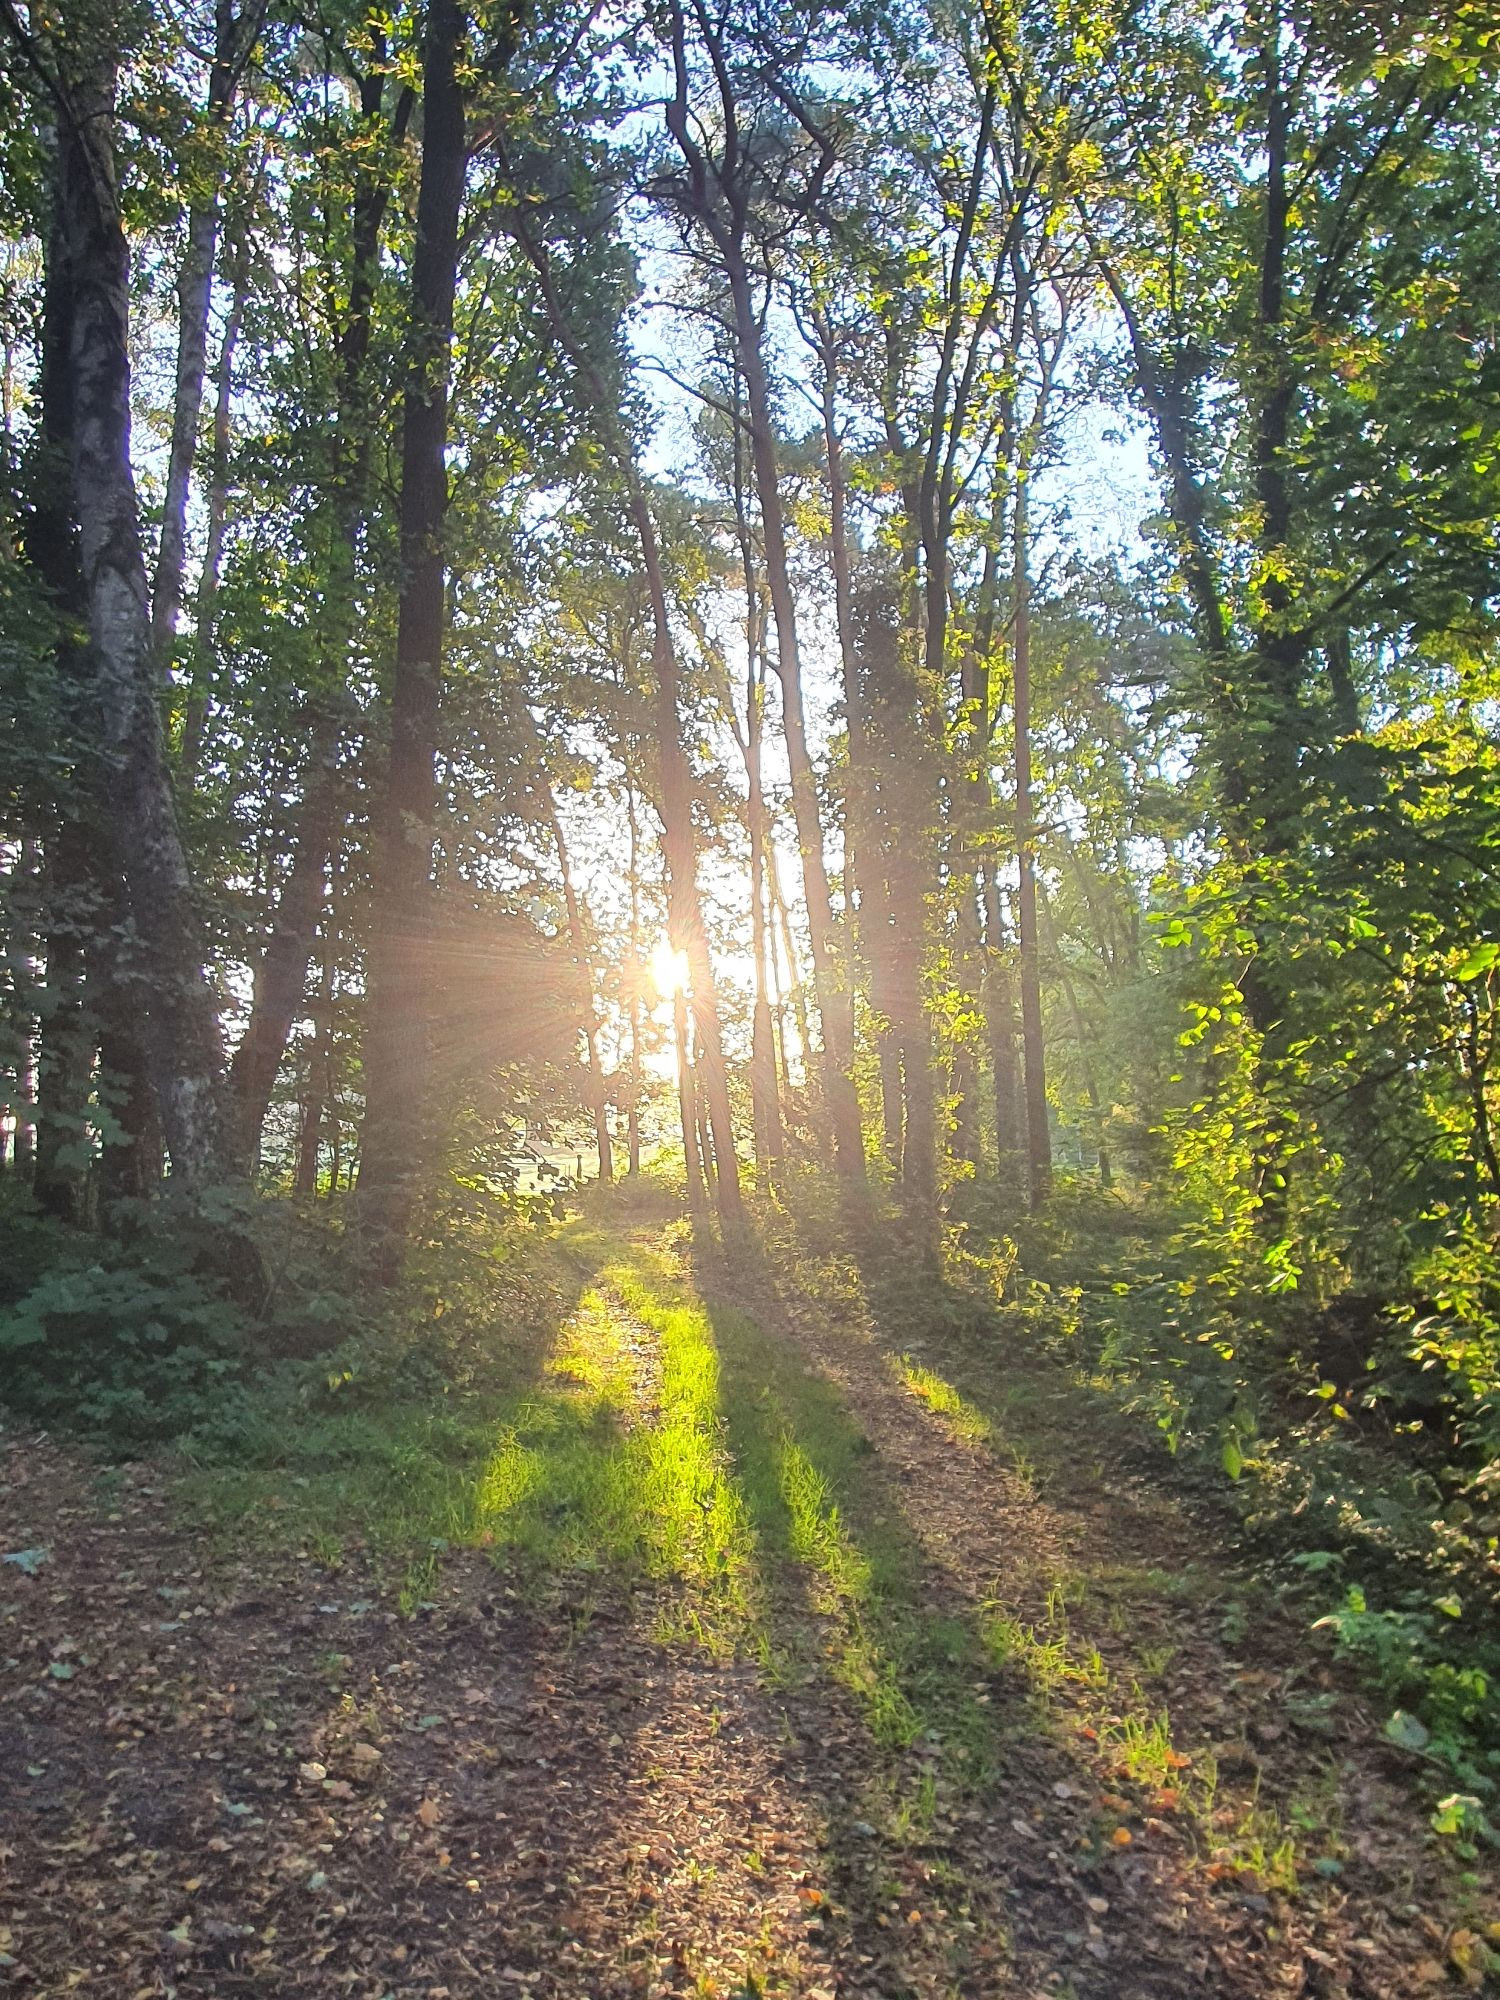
[
  {"xmin": 891, "ymin": 1354, "xmax": 993, "ymax": 1444},
  {"xmin": 182, "ymin": 1211, "xmax": 758, "ymax": 1631},
  {"xmin": 706, "ymin": 1291, "xmax": 1004, "ymax": 1765},
  {"xmin": 176, "ymin": 1175, "xmax": 1323, "ymax": 1892}
]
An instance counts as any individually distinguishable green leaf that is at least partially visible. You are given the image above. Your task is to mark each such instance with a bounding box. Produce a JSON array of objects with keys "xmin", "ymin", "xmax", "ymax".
[
  {"xmin": 1384, "ymin": 1708, "xmax": 1429, "ymax": 1752},
  {"xmin": 1454, "ymin": 942, "xmax": 1500, "ymax": 980},
  {"xmin": 1221, "ymin": 1435, "xmax": 1243, "ymax": 1481}
]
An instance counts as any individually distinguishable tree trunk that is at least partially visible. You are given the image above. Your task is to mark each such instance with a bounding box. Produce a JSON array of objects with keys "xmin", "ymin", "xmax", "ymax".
[
  {"xmin": 59, "ymin": 58, "xmax": 232, "ymax": 1187},
  {"xmin": 506, "ymin": 214, "xmax": 740, "ymax": 1219},
  {"xmin": 1012, "ymin": 475, "xmax": 1050, "ymax": 1208},
  {"xmin": 546, "ymin": 789, "xmax": 612, "ymax": 1183},
  {"xmin": 745, "ymin": 642, "xmax": 783, "ymax": 1170},
  {"xmin": 860, "ymin": 569, "xmax": 936, "ymax": 1227},
  {"xmin": 625, "ymin": 775, "xmax": 644, "ymax": 1176},
  {"xmin": 296, "ymin": 919, "xmax": 336, "ymax": 1197},
  {"xmin": 729, "ymin": 408, "xmax": 783, "ymax": 1172},
  {"xmin": 357, "ymin": 0, "xmax": 468, "ymax": 1276},
  {"xmin": 816, "ymin": 314, "xmax": 907, "ymax": 1168},
  {"xmin": 28, "ymin": 210, "xmax": 93, "ymax": 1222},
  {"xmin": 982, "ymin": 865, "xmax": 1021, "ymax": 1162},
  {"xmin": 179, "ymin": 204, "xmax": 251, "ymax": 788},
  {"xmin": 629, "ymin": 475, "xmax": 742, "ymax": 1216},
  {"xmin": 728, "ymin": 261, "xmax": 862, "ymax": 1180},
  {"xmin": 152, "ymin": 0, "xmax": 252, "ymax": 673},
  {"xmin": 223, "ymin": 54, "xmax": 416, "ymax": 1163},
  {"xmin": 767, "ymin": 835, "xmax": 815, "ymax": 1123},
  {"xmin": 228, "ymin": 712, "xmax": 343, "ymax": 1168},
  {"xmin": 674, "ymin": 986, "xmax": 703, "ymax": 1207}
]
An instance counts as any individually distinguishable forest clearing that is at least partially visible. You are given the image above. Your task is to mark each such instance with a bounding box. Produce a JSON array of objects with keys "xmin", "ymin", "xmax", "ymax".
[{"xmin": 1, "ymin": 0, "xmax": 1498, "ymax": 1991}]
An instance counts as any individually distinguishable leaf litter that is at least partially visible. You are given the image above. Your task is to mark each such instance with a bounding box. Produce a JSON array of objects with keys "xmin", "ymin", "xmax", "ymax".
[{"xmin": 2, "ymin": 1235, "xmax": 1496, "ymax": 1999}]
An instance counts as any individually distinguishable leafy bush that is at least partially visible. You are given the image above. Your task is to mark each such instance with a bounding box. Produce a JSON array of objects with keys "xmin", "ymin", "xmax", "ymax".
[{"xmin": 0, "ymin": 1247, "xmax": 250, "ymax": 1442}]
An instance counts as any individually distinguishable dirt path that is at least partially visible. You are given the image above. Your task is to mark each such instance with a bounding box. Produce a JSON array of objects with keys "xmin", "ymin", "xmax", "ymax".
[
  {"xmin": 0, "ymin": 1214, "xmax": 1488, "ymax": 1999},
  {"xmin": 711, "ymin": 1255, "xmax": 1467, "ymax": 1999}
]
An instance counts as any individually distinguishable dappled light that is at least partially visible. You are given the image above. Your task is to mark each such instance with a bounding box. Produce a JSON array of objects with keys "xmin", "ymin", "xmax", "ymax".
[{"xmin": 3, "ymin": 0, "xmax": 1498, "ymax": 1989}]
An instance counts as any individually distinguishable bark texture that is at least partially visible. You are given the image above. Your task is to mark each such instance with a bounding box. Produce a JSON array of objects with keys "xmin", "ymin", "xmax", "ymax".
[
  {"xmin": 59, "ymin": 55, "xmax": 232, "ymax": 1187},
  {"xmin": 357, "ymin": 0, "xmax": 469, "ymax": 1274}
]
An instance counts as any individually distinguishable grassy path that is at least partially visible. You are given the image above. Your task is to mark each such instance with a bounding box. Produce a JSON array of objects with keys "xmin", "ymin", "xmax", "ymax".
[{"xmin": 1, "ymin": 1191, "xmax": 1491, "ymax": 1997}]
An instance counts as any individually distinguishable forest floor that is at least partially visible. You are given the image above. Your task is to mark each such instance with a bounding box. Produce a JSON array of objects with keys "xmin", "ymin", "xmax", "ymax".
[{"xmin": 2, "ymin": 1188, "xmax": 1496, "ymax": 1999}]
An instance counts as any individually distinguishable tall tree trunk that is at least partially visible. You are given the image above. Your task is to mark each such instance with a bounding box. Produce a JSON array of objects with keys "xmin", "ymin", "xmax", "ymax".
[
  {"xmin": 972, "ymin": 449, "xmax": 1022, "ymax": 1166},
  {"xmin": 768, "ymin": 834, "xmax": 815, "ymax": 1123},
  {"xmin": 506, "ymin": 214, "xmax": 740, "ymax": 1218},
  {"xmin": 629, "ymin": 477, "xmax": 741, "ymax": 1216},
  {"xmin": 546, "ymin": 789, "xmax": 612, "ymax": 1183},
  {"xmin": 296, "ymin": 913, "xmax": 336, "ymax": 1197},
  {"xmin": 28, "ymin": 207, "xmax": 93, "ymax": 1222},
  {"xmin": 228, "ymin": 712, "xmax": 343, "ymax": 1167},
  {"xmin": 179, "ymin": 202, "xmax": 251, "ymax": 788},
  {"xmin": 745, "ymin": 641, "xmax": 783, "ymax": 1171},
  {"xmin": 625, "ymin": 774, "xmax": 644, "ymax": 1177},
  {"xmin": 357, "ymin": 0, "xmax": 468, "ymax": 1275},
  {"xmin": 152, "ymin": 0, "xmax": 255, "ymax": 672},
  {"xmin": 816, "ymin": 312, "xmax": 906, "ymax": 1167},
  {"xmin": 58, "ymin": 59, "xmax": 232, "ymax": 1187},
  {"xmin": 982, "ymin": 865, "xmax": 1021, "ymax": 1163},
  {"xmin": 765, "ymin": 858, "xmax": 798, "ymax": 1118},
  {"xmin": 674, "ymin": 985, "xmax": 703, "ymax": 1207},
  {"xmin": 223, "ymin": 60, "xmax": 412, "ymax": 1163},
  {"xmin": 1012, "ymin": 473, "xmax": 1050, "ymax": 1208},
  {"xmin": 728, "ymin": 405, "xmax": 782, "ymax": 1171},
  {"xmin": 860, "ymin": 570, "xmax": 936, "ymax": 1227},
  {"xmin": 5, "ymin": 839, "xmax": 40, "ymax": 1177},
  {"xmin": 726, "ymin": 262, "xmax": 862, "ymax": 1180}
]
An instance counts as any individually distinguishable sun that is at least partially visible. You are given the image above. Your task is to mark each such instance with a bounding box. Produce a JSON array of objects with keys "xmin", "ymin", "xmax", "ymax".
[{"xmin": 650, "ymin": 938, "xmax": 690, "ymax": 999}]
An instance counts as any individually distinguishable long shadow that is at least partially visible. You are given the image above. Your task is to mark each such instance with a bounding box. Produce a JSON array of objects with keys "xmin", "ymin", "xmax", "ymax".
[{"xmin": 690, "ymin": 1209, "xmax": 1307, "ymax": 2000}]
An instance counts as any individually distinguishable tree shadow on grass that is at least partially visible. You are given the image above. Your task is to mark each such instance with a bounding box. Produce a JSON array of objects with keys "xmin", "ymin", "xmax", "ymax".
[{"xmin": 691, "ymin": 1215, "xmax": 1304, "ymax": 2000}]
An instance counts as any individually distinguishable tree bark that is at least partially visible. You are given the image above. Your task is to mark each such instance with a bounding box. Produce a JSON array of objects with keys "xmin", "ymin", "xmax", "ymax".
[
  {"xmin": 1012, "ymin": 471, "xmax": 1050, "ymax": 1207},
  {"xmin": 152, "ymin": 0, "xmax": 256, "ymax": 673},
  {"xmin": 27, "ymin": 201, "xmax": 94, "ymax": 1221},
  {"xmin": 658, "ymin": 3, "xmax": 861, "ymax": 1181},
  {"xmin": 295, "ymin": 914, "xmax": 336, "ymax": 1197},
  {"xmin": 357, "ymin": 0, "xmax": 469, "ymax": 1275},
  {"xmin": 179, "ymin": 201, "xmax": 251, "ymax": 788},
  {"xmin": 728, "ymin": 401, "xmax": 783, "ymax": 1171},
  {"xmin": 860, "ymin": 569, "xmax": 936, "ymax": 1227},
  {"xmin": 58, "ymin": 54, "xmax": 232, "ymax": 1187},
  {"xmin": 725, "ymin": 262, "xmax": 863, "ymax": 1181},
  {"xmin": 545, "ymin": 787, "xmax": 612, "ymax": 1183},
  {"xmin": 504, "ymin": 207, "xmax": 741, "ymax": 1218},
  {"xmin": 228, "ymin": 710, "xmax": 343, "ymax": 1167},
  {"xmin": 625, "ymin": 772, "xmax": 644, "ymax": 1176}
]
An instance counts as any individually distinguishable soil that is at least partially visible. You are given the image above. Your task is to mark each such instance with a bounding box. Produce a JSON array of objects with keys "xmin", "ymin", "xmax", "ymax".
[{"xmin": 1, "ymin": 1228, "xmax": 1492, "ymax": 1999}]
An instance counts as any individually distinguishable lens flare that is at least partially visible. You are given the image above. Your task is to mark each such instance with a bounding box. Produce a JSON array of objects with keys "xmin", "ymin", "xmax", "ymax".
[{"xmin": 650, "ymin": 939, "xmax": 690, "ymax": 999}]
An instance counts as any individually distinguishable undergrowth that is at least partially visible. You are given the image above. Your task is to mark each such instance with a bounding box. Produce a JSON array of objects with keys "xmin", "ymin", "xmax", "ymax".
[{"xmin": 749, "ymin": 1163, "xmax": 1500, "ymax": 1861}]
